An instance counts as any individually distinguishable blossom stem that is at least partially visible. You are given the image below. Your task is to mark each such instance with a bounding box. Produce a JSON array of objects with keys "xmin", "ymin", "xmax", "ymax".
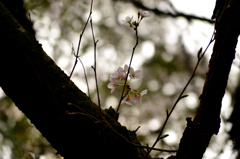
[
  {"xmin": 90, "ymin": 17, "xmax": 102, "ymax": 114},
  {"xmin": 115, "ymin": 28, "xmax": 139, "ymax": 120}
]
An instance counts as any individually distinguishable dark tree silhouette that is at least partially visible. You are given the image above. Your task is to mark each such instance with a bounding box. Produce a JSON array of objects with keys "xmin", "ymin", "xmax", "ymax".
[
  {"xmin": 0, "ymin": 1, "xmax": 149, "ymax": 159},
  {"xmin": 0, "ymin": 0, "xmax": 240, "ymax": 159},
  {"xmin": 176, "ymin": 0, "xmax": 240, "ymax": 159}
]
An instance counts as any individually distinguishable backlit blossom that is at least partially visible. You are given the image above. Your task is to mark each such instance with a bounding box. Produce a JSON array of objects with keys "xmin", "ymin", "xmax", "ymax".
[
  {"xmin": 129, "ymin": 67, "xmax": 142, "ymax": 79},
  {"xmin": 133, "ymin": 89, "xmax": 147, "ymax": 103},
  {"xmin": 108, "ymin": 64, "xmax": 147, "ymax": 105},
  {"xmin": 122, "ymin": 10, "xmax": 150, "ymax": 30},
  {"xmin": 122, "ymin": 16, "xmax": 133, "ymax": 24},
  {"xmin": 117, "ymin": 64, "xmax": 128, "ymax": 79},
  {"xmin": 121, "ymin": 95, "xmax": 133, "ymax": 106},
  {"xmin": 138, "ymin": 9, "xmax": 150, "ymax": 18},
  {"xmin": 110, "ymin": 71, "xmax": 122, "ymax": 83},
  {"xmin": 107, "ymin": 82, "xmax": 119, "ymax": 93}
]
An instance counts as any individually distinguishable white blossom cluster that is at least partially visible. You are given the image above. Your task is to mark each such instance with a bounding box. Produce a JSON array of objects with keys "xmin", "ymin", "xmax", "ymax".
[
  {"xmin": 122, "ymin": 9, "xmax": 150, "ymax": 30},
  {"xmin": 108, "ymin": 64, "xmax": 147, "ymax": 106}
]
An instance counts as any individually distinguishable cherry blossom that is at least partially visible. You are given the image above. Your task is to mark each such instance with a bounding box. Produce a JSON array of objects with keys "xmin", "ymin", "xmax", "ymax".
[
  {"xmin": 107, "ymin": 82, "xmax": 119, "ymax": 93},
  {"xmin": 133, "ymin": 89, "xmax": 147, "ymax": 103},
  {"xmin": 121, "ymin": 95, "xmax": 133, "ymax": 106},
  {"xmin": 138, "ymin": 9, "xmax": 151, "ymax": 18},
  {"xmin": 109, "ymin": 71, "xmax": 122, "ymax": 83},
  {"xmin": 122, "ymin": 10, "xmax": 150, "ymax": 30},
  {"xmin": 129, "ymin": 67, "xmax": 142, "ymax": 79},
  {"xmin": 117, "ymin": 64, "xmax": 128, "ymax": 79},
  {"xmin": 122, "ymin": 16, "xmax": 133, "ymax": 24},
  {"xmin": 108, "ymin": 64, "xmax": 147, "ymax": 106}
]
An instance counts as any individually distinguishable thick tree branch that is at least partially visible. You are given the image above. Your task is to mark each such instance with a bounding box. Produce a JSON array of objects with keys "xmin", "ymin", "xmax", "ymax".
[
  {"xmin": 176, "ymin": 1, "xmax": 240, "ymax": 159},
  {"xmin": 113, "ymin": 0, "xmax": 214, "ymax": 23},
  {"xmin": 0, "ymin": 2, "xmax": 150, "ymax": 159}
]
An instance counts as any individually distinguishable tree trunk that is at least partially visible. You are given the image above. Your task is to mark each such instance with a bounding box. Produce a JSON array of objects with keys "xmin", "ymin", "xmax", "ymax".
[
  {"xmin": 176, "ymin": 1, "xmax": 240, "ymax": 159},
  {"xmin": 0, "ymin": 2, "xmax": 149, "ymax": 159}
]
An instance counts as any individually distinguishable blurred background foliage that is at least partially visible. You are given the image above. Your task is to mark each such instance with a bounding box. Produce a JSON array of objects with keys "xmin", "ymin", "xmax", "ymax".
[{"xmin": 1, "ymin": 0, "xmax": 240, "ymax": 158}]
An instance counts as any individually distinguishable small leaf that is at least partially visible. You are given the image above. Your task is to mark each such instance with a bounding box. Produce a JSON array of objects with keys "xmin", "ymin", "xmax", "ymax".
[
  {"xmin": 197, "ymin": 47, "xmax": 203, "ymax": 59},
  {"xmin": 180, "ymin": 94, "xmax": 189, "ymax": 100},
  {"xmin": 159, "ymin": 134, "xmax": 169, "ymax": 140},
  {"xmin": 166, "ymin": 109, "xmax": 169, "ymax": 116}
]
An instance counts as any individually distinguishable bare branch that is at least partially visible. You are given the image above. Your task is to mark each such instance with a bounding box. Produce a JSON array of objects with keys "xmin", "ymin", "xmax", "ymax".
[{"xmin": 113, "ymin": 0, "xmax": 215, "ymax": 24}]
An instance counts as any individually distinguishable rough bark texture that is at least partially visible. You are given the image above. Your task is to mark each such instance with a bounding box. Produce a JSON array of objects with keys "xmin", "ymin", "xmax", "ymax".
[
  {"xmin": 0, "ymin": 2, "xmax": 150, "ymax": 159},
  {"xmin": 176, "ymin": 0, "xmax": 240, "ymax": 159}
]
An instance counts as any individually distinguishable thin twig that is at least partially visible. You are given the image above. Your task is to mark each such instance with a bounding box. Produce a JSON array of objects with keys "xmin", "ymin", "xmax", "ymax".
[
  {"xmin": 78, "ymin": 57, "xmax": 90, "ymax": 97},
  {"xmin": 144, "ymin": 30, "xmax": 215, "ymax": 158},
  {"xmin": 114, "ymin": 29, "xmax": 139, "ymax": 120},
  {"xmin": 113, "ymin": 129, "xmax": 177, "ymax": 153},
  {"xmin": 68, "ymin": 103, "xmax": 176, "ymax": 153},
  {"xmin": 90, "ymin": 17, "xmax": 101, "ymax": 113},
  {"xmin": 62, "ymin": 0, "xmax": 93, "ymax": 98}
]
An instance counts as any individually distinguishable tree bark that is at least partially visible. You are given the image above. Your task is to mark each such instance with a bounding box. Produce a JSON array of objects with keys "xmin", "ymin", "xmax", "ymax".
[
  {"xmin": 0, "ymin": 2, "xmax": 150, "ymax": 159},
  {"xmin": 176, "ymin": 0, "xmax": 240, "ymax": 159}
]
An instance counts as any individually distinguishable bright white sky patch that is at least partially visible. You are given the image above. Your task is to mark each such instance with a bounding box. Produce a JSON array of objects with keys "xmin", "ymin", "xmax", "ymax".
[
  {"xmin": 170, "ymin": 0, "xmax": 215, "ymax": 18},
  {"xmin": 141, "ymin": 41, "xmax": 155, "ymax": 59},
  {"xmin": 162, "ymin": 82, "xmax": 176, "ymax": 96},
  {"xmin": 91, "ymin": 11, "xmax": 102, "ymax": 23},
  {"xmin": 105, "ymin": 96, "xmax": 119, "ymax": 109},
  {"xmin": 184, "ymin": 92, "xmax": 198, "ymax": 109},
  {"xmin": 164, "ymin": 130, "xmax": 178, "ymax": 145},
  {"xmin": 221, "ymin": 92, "xmax": 232, "ymax": 119},
  {"xmin": 147, "ymin": 80, "xmax": 160, "ymax": 92},
  {"xmin": 0, "ymin": 87, "xmax": 4, "ymax": 98},
  {"xmin": 148, "ymin": 118, "xmax": 161, "ymax": 131},
  {"xmin": 1, "ymin": 146, "xmax": 11, "ymax": 159}
]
